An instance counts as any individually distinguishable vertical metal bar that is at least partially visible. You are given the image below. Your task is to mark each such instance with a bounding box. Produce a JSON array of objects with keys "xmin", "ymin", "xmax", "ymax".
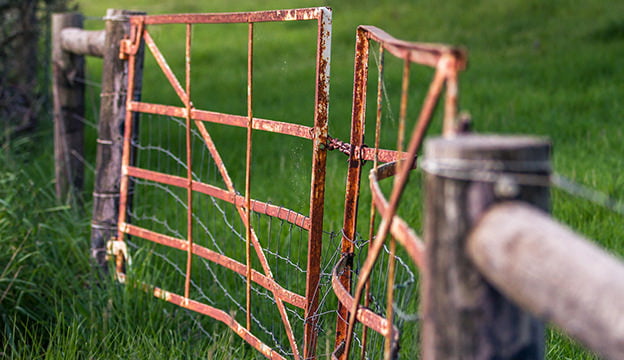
[
  {"xmin": 334, "ymin": 27, "xmax": 369, "ymax": 359},
  {"xmin": 344, "ymin": 61, "xmax": 449, "ymax": 359},
  {"xmin": 383, "ymin": 58, "xmax": 410, "ymax": 360},
  {"xmin": 361, "ymin": 44, "xmax": 385, "ymax": 360},
  {"xmin": 195, "ymin": 118, "xmax": 301, "ymax": 359},
  {"xmin": 384, "ymin": 236, "xmax": 397, "ymax": 360},
  {"xmin": 396, "ymin": 59, "xmax": 410, "ymax": 165},
  {"xmin": 443, "ymin": 68, "xmax": 458, "ymax": 136},
  {"xmin": 117, "ymin": 24, "xmax": 139, "ymax": 242},
  {"xmin": 184, "ymin": 23, "xmax": 193, "ymax": 300},
  {"xmin": 373, "ymin": 46, "xmax": 385, "ymax": 168},
  {"xmin": 304, "ymin": 8, "xmax": 332, "ymax": 360},
  {"xmin": 245, "ymin": 21, "xmax": 254, "ymax": 332}
]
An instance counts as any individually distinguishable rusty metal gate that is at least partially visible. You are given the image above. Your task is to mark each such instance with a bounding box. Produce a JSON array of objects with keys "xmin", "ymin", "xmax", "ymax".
[
  {"xmin": 331, "ymin": 26, "xmax": 466, "ymax": 359},
  {"xmin": 112, "ymin": 8, "xmax": 330, "ymax": 360},
  {"xmin": 109, "ymin": 7, "xmax": 466, "ymax": 359}
]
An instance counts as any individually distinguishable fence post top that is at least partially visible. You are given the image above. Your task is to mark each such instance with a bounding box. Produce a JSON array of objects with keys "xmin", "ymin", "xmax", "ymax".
[
  {"xmin": 424, "ymin": 134, "xmax": 551, "ymax": 159},
  {"xmin": 105, "ymin": 8, "xmax": 147, "ymax": 19}
]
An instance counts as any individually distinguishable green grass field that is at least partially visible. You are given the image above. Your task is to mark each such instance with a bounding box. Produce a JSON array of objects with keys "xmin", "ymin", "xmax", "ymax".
[{"xmin": 1, "ymin": 0, "xmax": 623, "ymax": 358}]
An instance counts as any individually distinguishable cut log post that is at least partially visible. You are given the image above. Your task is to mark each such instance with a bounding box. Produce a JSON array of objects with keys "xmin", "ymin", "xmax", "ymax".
[
  {"xmin": 90, "ymin": 9, "xmax": 145, "ymax": 270},
  {"xmin": 468, "ymin": 202, "xmax": 624, "ymax": 360},
  {"xmin": 421, "ymin": 135, "xmax": 551, "ymax": 359},
  {"xmin": 52, "ymin": 12, "xmax": 85, "ymax": 203}
]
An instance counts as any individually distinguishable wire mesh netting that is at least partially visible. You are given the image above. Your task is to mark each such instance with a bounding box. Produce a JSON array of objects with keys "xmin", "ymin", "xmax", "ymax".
[{"xmin": 126, "ymin": 111, "xmax": 326, "ymax": 356}]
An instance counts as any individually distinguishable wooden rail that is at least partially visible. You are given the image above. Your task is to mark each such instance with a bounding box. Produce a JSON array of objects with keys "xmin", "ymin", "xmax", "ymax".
[
  {"xmin": 468, "ymin": 202, "xmax": 624, "ymax": 360},
  {"xmin": 59, "ymin": 28, "xmax": 105, "ymax": 57},
  {"xmin": 423, "ymin": 134, "xmax": 624, "ymax": 360}
]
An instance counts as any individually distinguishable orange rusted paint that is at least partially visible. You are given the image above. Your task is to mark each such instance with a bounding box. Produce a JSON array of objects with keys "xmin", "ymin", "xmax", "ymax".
[
  {"xmin": 334, "ymin": 27, "xmax": 368, "ymax": 356},
  {"xmin": 142, "ymin": 8, "xmax": 329, "ymax": 25},
  {"xmin": 369, "ymin": 166, "xmax": 425, "ymax": 270},
  {"xmin": 117, "ymin": 8, "xmax": 333, "ymax": 360},
  {"xmin": 123, "ymin": 223, "xmax": 306, "ymax": 309},
  {"xmin": 337, "ymin": 26, "xmax": 466, "ymax": 359},
  {"xmin": 143, "ymin": 30, "xmax": 188, "ymax": 105},
  {"xmin": 360, "ymin": 25, "xmax": 467, "ymax": 70},
  {"xmin": 128, "ymin": 101, "xmax": 315, "ymax": 140},
  {"xmin": 303, "ymin": 7, "xmax": 331, "ymax": 359},
  {"xmin": 327, "ymin": 135, "xmax": 404, "ymax": 163},
  {"xmin": 148, "ymin": 283, "xmax": 287, "ymax": 360},
  {"xmin": 332, "ymin": 256, "xmax": 393, "ymax": 336},
  {"xmin": 183, "ymin": 22, "xmax": 194, "ymax": 302},
  {"xmin": 126, "ymin": 166, "xmax": 311, "ymax": 229},
  {"xmin": 245, "ymin": 20, "xmax": 255, "ymax": 336}
]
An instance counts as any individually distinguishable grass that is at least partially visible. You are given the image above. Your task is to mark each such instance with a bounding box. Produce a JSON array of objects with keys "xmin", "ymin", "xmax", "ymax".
[{"xmin": 1, "ymin": 0, "xmax": 623, "ymax": 358}]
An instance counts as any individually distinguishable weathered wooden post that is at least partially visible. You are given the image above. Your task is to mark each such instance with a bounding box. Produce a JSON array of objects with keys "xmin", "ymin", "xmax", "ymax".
[
  {"xmin": 421, "ymin": 135, "xmax": 550, "ymax": 359},
  {"xmin": 90, "ymin": 9, "xmax": 145, "ymax": 270},
  {"xmin": 52, "ymin": 12, "xmax": 86, "ymax": 202}
]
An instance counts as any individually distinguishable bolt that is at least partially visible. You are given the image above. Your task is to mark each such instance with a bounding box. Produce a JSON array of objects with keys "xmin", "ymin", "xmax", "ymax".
[{"xmin": 494, "ymin": 175, "xmax": 520, "ymax": 198}]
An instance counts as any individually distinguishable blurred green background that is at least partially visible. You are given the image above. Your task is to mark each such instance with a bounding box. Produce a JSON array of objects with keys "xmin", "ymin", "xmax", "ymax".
[{"xmin": 1, "ymin": 0, "xmax": 622, "ymax": 358}]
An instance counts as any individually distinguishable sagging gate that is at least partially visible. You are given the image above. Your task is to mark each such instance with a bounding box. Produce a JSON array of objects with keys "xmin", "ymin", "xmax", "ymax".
[{"xmin": 106, "ymin": 7, "xmax": 466, "ymax": 359}]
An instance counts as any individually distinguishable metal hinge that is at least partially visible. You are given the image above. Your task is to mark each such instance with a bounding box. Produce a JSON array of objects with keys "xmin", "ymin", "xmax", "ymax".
[
  {"xmin": 119, "ymin": 18, "xmax": 144, "ymax": 60},
  {"xmin": 119, "ymin": 37, "xmax": 133, "ymax": 60}
]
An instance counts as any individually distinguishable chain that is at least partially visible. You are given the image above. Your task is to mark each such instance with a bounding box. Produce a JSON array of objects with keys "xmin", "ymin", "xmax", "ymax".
[
  {"xmin": 327, "ymin": 135, "xmax": 353, "ymax": 156},
  {"xmin": 327, "ymin": 135, "xmax": 370, "ymax": 164}
]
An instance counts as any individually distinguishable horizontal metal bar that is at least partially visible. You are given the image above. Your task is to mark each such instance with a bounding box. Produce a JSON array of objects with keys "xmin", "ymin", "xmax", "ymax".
[
  {"xmin": 128, "ymin": 101, "xmax": 314, "ymax": 140},
  {"xmin": 145, "ymin": 283, "xmax": 286, "ymax": 360},
  {"xmin": 193, "ymin": 108, "xmax": 314, "ymax": 140},
  {"xmin": 372, "ymin": 159, "xmax": 418, "ymax": 181},
  {"xmin": 127, "ymin": 166, "xmax": 311, "ymax": 229},
  {"xmin": 359, "ymin": 25, "xmax": 467, "ymax": 70},
  {"xmin": 122, "ymin": 222, "xmax": 306, "ymax": 309},
  {"xmin": 135, "ymin": 7, "xmax": 328, "ymax": 25},
  {"xmin": 331, "ymin": 255, "xmax": 396, "ymax": 337},
  {"xmin": 127, "ymin": 166, "xmax": 186, "ymax": 187},
  {"xmin": 361, "ymin": 146, "xmax": 403, "ymax": 164},
  {"xmin": 129, "ymin": 101, "xmax": 185, "ymax": 117}
]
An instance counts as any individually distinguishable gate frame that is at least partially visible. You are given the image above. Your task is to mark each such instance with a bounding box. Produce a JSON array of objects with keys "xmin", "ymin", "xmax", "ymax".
[{"xmin": 112, "ymin": 8, "xmax": 332, "ymax": 360}]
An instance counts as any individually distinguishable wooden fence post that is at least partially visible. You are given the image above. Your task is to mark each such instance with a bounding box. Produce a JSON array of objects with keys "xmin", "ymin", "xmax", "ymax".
[
  {"xmin": 90, "ymin": 9, "xmax": 145, "ymax": 270},
  {"xmin": 421, "ymin": 135, "xmax": 550, "ymax": 359},
  {"xmin": 52, "ymin": 12, "xmax": 85, "ymax": 203}
]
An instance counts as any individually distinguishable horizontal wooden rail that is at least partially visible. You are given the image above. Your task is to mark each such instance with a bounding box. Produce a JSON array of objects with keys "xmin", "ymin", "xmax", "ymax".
[
  {"xmin": 468, "ymin": 201, "xmax": 624, "ymax": 360},
  {"xmin": 60, "ymin": 28, "xmax": 105, "ymax": 57}
]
